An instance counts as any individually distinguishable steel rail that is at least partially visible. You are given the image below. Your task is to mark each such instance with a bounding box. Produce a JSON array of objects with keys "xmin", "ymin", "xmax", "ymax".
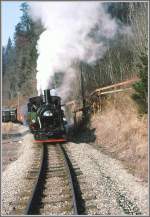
[
  {"xmin": 24, "ymin": 143, "xmax": 79, "ymax": 215},
  {"xmin": 24, "ymin": 144, "xmax": 44, "ymax": 215},
  {"xmin": 59, "ymin": 144, "xmax": 78, "ymax": 215}
]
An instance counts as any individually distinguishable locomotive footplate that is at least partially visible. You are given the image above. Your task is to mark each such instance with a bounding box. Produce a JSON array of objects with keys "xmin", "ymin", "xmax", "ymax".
[
  {"xmin": 34, "ymin": 131, "xmax": 67, "ymax": 143},
  {"xmin": 34, "ymin": 138, "xmax": 67, "ymax": 143}
]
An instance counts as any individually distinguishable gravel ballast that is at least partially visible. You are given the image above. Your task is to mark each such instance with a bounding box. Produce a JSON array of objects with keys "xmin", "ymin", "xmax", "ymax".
[
  {"xmin": 65, "ymin": 142, "xmax": 149, "ymax": 215},
  {"xmin": 2, "ymin": 127, "xmax": 149, "ymax": 215},
  {"xmin": 2, "ymin": 132, "xmax": 36, "ymax": 215}
]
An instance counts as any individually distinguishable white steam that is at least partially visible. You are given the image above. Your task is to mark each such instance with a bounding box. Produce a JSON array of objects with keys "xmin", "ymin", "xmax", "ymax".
[{"xmin": 29, "ymin": 2, "xmax": 119, "ymax": 98}]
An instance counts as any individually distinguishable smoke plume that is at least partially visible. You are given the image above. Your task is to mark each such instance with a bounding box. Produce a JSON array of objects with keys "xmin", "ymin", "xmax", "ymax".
[{"xmin": 29, "ymin": 2, "xmax": 120, "ymax": 99}]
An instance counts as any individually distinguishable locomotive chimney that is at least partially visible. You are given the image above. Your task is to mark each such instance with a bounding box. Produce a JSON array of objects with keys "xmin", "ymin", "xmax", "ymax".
[{"xmin": 44, "ymin": 89, "xmax": 51, "ymax": 104}]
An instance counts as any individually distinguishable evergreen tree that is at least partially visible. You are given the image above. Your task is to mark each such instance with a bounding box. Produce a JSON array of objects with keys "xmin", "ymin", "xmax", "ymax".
[
  {"xmin": 5, "ymin": 37, "xmax": 12, "ymax": 60},
  {"xmin": 2, "ymin": 47, "xmax": 6, "ymax": 76},
  {"xmin": 2, "ymin": 2, "xmax": 44, "ymax": 103},
  {"xmin": 107, "ymin": 2, "xmax": 130, "ymax": 24},
  {"xmin": 13, "ymin": 2, "xmax": 43, "ymax": 96},
  {"xmin": 132, "ymin": 52, "xmax": 148, "ymax": 114}
]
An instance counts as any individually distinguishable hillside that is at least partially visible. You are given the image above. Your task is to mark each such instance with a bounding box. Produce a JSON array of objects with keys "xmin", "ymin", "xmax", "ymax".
[{"xmin": 87, "ymin": 90, "xmax": 148, "ymax": 182}]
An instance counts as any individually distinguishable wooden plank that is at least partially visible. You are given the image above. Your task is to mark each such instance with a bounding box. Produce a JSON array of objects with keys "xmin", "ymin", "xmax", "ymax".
[
  {"xmin": 100, "ymin": 87, "xmax": 132, "ymax": 95},
  {"xmin": 65, "ymin": 100, "xmax": 76, "ymax": 106},
  {"xmin": 65, "ymin": 78, "xmax": 138, "ymax": 110},
  {"xmin": 90, "ymin": 78, "xmax": 139, "ymax": 96},
  {"xmin": 73, "ymin": 108, "xmax": 83, "ymax": 113}
]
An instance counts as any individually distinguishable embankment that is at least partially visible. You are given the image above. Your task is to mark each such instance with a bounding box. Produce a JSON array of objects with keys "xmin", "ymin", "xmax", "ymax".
[{"xmin": 91, "ymin": 90, "xmax": 148, "ymax": 182}]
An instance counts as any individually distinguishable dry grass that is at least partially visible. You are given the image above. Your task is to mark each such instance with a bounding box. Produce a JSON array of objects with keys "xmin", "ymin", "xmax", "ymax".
[{"xmin": 91, "ymin": 90, "xmax": 148, "ymax": 182}]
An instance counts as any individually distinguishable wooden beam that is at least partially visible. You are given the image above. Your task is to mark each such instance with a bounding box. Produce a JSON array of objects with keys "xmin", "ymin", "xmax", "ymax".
[
  {"xmin": 65, "ymin": 78, "xmax": 139, "ymax": 109},
  {"xmin": 73, "ymin": 108, "xmax": 83, "ymax": 113},
  {"xmin": 100, "ymin": 87, "xmax": 132, "ymax": 95},
  {"xmin": 65, "ymin": 100, "xmax": 76, "ymax": 106},
  {"xmin": 90, "ymin": 78, "xmax": 139, "ymax": 96}
]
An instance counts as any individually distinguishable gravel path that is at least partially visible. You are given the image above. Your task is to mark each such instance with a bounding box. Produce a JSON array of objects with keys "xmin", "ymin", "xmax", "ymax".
[
  {"xmin": 2, "ymin": 123, "xmax": 30, "ymax": 171},
  {"xmin": 65, "ymin": 142, "xmax": 149, "ymax": 215},
  {"xmin": 1, "ymin": 132, "xmax": 36, "ymax": 215},
  {"xmin": 2, "ymin": 137, "xmax": 25, "ymax": 171}
]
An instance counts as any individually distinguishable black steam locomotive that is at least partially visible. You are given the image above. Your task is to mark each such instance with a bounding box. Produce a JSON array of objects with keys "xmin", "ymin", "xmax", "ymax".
[{"xmin": 27, "ymin": 89, "xmax": 67, "ymax": 143}]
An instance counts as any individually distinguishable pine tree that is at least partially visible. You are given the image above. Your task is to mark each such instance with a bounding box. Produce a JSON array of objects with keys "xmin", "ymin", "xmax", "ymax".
[
  {"xmin": 13, "ymin": 2, "xmax": 43, "ymax": 96},
  {"xmin": 132, "ymin": 52, "xmax": 148, "ymax": 114},
  {"xmin": 2, "ymin": 2, "xmax": 44, "ymax": 102},
  {"xmin": 5, "ymin": 37, "xmax": 12, "ymax": 59},
  {"xmin": 2, "ymin": 38, "xmax": 16, "ymax": 100},
  {"xmin": 2, "ymin": 47, "xmax": 6, "ymax": 76}
]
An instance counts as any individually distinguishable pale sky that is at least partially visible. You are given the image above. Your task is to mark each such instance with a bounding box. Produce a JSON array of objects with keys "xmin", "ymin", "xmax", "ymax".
[{"xmin": 2, "ymin": 1, "xmax": 23, "ymax": 46}]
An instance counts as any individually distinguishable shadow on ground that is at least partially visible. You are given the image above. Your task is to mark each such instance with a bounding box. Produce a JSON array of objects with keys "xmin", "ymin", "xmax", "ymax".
[
  {"xmin": 2, "ymin": 130, "xmax": 30, "ymax": 140},
  {"xmin": 70, "ymin": 127, "xmax": 96, "ymax": 144}
]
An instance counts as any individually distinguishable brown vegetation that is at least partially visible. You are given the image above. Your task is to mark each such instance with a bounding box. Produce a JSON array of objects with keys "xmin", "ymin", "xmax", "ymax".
[{"xmin": 91, "ymin": 90, "xmax": 148, "ymax": 182}]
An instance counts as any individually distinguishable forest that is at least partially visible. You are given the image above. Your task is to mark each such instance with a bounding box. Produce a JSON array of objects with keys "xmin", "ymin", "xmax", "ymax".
[{"xmin": 2, "ymin": 2, "xmax": 148, "ymax": 114}]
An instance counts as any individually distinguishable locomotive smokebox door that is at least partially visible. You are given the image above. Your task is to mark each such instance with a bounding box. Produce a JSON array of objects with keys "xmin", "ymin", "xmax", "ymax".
[{"xmin": 44, "ymin": 89, "xmax": 51, "ymax": 104}]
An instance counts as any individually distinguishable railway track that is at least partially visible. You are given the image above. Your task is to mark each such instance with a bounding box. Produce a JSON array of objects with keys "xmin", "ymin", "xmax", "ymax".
[{"xmin": 24, "ymin": 143, "xmax": 79, "ymax": 215}]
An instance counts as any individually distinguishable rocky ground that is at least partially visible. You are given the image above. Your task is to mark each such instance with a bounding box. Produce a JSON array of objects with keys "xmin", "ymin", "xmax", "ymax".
[
  {"xmin": 65, "ymin": 142, "xmax": 149, "ymax": 216},
  {"xmin": 2, "ymin": 123, "xmax": 29, "ymax": 171},
  {"xmin": 2, "ymin": 124, "xmax": 36, "ymax": 215},
  {"xmin": 1, "ymin": 123, "xmax": 149, "ymax": 215}
]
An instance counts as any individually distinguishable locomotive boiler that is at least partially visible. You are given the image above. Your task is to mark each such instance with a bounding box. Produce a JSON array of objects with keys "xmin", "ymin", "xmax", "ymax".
[{"xmin": 27, "ymin": 89, "xmax": 67, "ymax": 143}]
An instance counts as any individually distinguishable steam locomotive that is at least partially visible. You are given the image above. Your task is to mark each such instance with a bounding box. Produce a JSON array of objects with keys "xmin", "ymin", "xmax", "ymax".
[{"xmin": 27, "ymin": 89, "xmax": 67, "ymax": 143}]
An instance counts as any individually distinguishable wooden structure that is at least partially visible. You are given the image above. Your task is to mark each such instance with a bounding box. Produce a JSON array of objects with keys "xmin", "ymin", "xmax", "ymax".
[
  {"xmin": 65, "ymin": 78, "xmax": 139, "ymax": 126},
  {"xmin": 90, "ymin": 77, "xmax": 139, "ymax": 97},
  {"xmin": 89, "ymin": 78, "xmax": 139, "ymax": 115}
]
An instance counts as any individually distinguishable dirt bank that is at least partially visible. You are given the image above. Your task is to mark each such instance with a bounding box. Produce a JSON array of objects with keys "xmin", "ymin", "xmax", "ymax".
[
  {"xmin": 73, "ymin": 90, "xmax": 148, "ymax": 182},
  {"xmin": 90, "ymin": 91, "xmax": 148, "ymax": 182}
]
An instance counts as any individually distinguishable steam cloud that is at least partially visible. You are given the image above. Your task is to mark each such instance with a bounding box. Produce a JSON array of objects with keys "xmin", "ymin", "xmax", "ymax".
[{"xmin": 29, "ymin": 2, "xmax": 119, "ymax": 99}]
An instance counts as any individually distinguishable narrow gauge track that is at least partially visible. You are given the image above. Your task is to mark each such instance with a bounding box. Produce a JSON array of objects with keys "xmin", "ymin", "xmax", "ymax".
[{"xmin": 24, "ymin": 143, "xmax": 79, "ymax": 215}]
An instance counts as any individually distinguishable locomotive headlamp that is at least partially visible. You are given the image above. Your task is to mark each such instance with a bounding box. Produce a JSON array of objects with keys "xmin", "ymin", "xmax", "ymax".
[{"xmin": 43, "ymin": 111, "xmax": 53, "ymax": 117}]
